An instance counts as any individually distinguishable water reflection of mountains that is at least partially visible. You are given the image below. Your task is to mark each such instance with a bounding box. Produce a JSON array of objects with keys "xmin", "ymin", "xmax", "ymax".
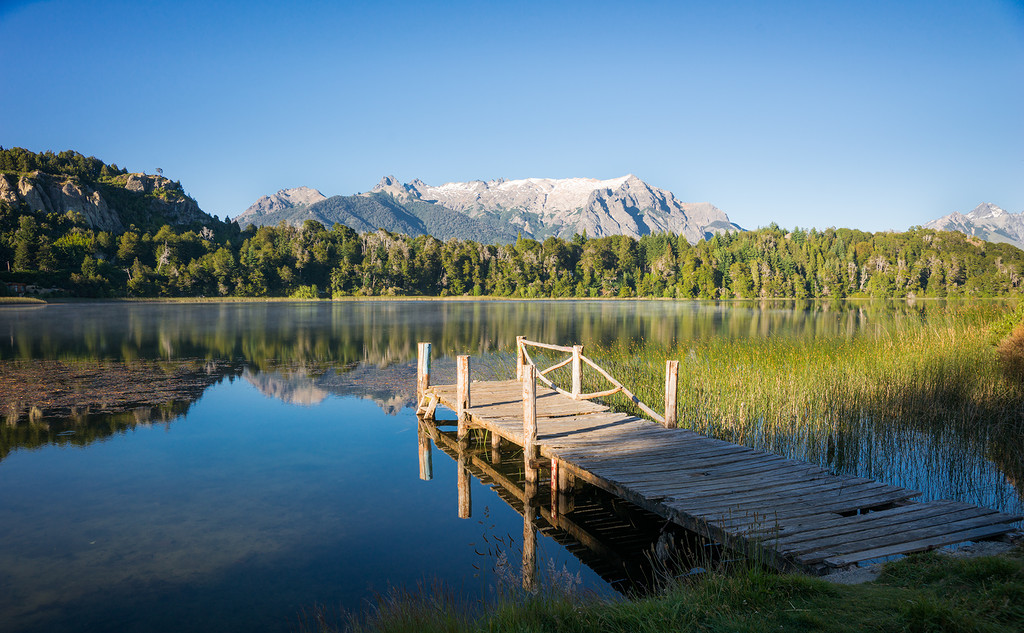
[
  {"xmin": 241, "ymin": 363, "xmax": 420, "ymax": 413},
  {"xmin": 0, "ymin": 357, "xmax": 428, "ymax": 460}
]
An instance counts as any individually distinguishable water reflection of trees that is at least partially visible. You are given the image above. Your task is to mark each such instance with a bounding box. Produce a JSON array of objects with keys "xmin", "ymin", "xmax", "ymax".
[
  {"xmin": 0, "ymin": 299, "xmax": 955, "ymax": 366},
  {"xmin": 0, "ymin": 359, "xmax": 244, "ymax": 459},
  {"xmin": 0, "ymin": 299, "xmax": 1000, "ymax": 472}
]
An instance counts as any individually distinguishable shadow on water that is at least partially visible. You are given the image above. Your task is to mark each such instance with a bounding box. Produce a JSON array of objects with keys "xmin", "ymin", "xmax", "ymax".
[{"xmin": 418, "ymin": 420, "xmax": 723, "ymax": 596}]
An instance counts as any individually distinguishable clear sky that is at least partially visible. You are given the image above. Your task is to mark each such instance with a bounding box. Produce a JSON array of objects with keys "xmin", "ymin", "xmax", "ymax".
[{"xmin": 1, "ymin": 0, "xmax": 1022, "ymax": 231}]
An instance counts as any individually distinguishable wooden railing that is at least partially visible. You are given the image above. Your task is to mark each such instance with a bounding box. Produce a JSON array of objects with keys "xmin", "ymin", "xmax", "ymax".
[
  {"xmin": 515, "ymin": 336, "xmax": 679, "ymax": 428},
  {"xmin": 415, "ymin": 338, "xmax": 682, "ymax": 524}
]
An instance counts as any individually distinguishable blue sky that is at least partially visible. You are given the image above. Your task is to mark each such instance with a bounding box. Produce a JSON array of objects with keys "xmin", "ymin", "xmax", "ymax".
[{"xmin": 1, "ymin": 0, "xmax": 1022, "ymax": 231}]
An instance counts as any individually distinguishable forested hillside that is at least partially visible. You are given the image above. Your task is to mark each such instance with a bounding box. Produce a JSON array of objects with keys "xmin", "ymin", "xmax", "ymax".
[
  {"xmin": 2, "ymin": 148, "xmax": 1021, "ymax": 299},
  {"xmin": 3, "ymin": 211, "xmax": 1021, "ymax": 299}
]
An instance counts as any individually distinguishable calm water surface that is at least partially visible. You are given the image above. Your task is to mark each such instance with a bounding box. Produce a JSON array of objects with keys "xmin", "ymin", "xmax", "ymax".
[{"xmin": 0, "ymin": 300, "xmax": 1019, "ymax": 632}]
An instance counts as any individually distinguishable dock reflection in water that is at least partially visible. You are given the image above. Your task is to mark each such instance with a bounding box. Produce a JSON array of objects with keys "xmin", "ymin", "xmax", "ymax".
[{"xmin": 417, "ymin": 418, "xmax": 718, "ymax": 594}]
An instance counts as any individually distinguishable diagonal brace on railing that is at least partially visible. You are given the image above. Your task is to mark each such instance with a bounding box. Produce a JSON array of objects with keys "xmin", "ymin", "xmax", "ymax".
[{"xmin": 515, "ymin": 336, "xmax": 680, "ymax": 428}]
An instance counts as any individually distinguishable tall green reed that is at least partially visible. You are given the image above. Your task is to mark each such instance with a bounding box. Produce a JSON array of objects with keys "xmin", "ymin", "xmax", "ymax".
[{"xmin": 527, "ymin": 304, "xmax": 1024, "ymax": 502}]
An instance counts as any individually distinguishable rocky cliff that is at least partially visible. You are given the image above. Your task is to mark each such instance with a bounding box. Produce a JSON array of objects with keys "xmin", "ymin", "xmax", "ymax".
[{"xmin": 0, "ymin": 171, "xmax": 211, "ymax": 232}]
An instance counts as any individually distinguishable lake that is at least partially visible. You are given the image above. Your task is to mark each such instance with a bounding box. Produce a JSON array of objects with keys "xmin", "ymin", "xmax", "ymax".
[{"xmin": 0, "ymin": 300, "xmax": 1020, "ymax": 632}]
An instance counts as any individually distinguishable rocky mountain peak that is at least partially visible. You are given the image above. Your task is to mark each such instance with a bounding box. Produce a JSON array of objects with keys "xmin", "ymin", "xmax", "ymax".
[
  {"xmin": 923, "ymin": 202, "xmax": 1024, "ymax": 250},
  {"xmin": 236, "ymin": 174, "xmax": 741, "ymax": 243},
  {"xmin": 373, "ymin": 175, "xmax": 400, "ymax": 190},
  {"xmin": 236, "ymin": 186, "xmax": 326, "ymax": 220},
  {"xmin": 967, "ymin": 202, "xmax": 1007, "ymax": 220},
  {"xmin": 369, "ymin": 175, "xmax": 413, "ymax": 200}
]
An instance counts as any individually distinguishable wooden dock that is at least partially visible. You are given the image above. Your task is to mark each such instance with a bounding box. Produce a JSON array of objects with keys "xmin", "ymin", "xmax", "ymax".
[{"xmin": 415, "ymin": 339, "xmax": 1022, "ymax": 576}]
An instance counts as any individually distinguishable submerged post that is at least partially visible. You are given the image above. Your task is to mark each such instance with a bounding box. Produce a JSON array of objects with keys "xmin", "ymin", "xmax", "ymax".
[
  {"xmin": 523, "ymin": 363, "xmax": 538, "ymax": 485},
  {"xmin": 523, "ymin": 477, "xmax": 537, "ymax": 592},
  {"xmin": 664, "ymin": 360, "xmax": 679, "ymax": 429},
  {"xmin": 416, "ymin": 342, "xmax": 431, "ymax": 403},
  {"xmin": 417, "ymin": 419, "xmax": 433, "ymax": 481},
  {"xmin": 491, "ymin": 435, "xmax": 502, "ymax": 465},
  {"xmin": 457, "ymin": 452, "xmax": 471, "ymax": 519},
  {"xmin": 571, "ymin": 345, "xmax": 583, "ymax": 399},
  {"xmin": 457, "ymin": 355, "xmax": 470, "ymax": 442},
  {"xmin": 550, "ymin": 457, "xmax": 559, "ymax": 523}
]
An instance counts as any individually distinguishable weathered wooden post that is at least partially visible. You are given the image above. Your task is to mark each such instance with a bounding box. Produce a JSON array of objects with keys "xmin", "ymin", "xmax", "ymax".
[
  {"xmin": 515, "ymin": 335, "xmax": 525, "ymax": 381},
  {"xmin": 417, "ymin": 419, "xmax": 433, "ymax": 481},
  {"xmin": 664, "ymin": 359, "xmax": 679, "ymax": 429},
  {"xmin": 457, "ymin": 354, "xmax": 470, "ymax": 443},
  {"xmin": 523, "ymin": 363, "xmax": 538, "ymax": 485},
  {"xmin": 571, "ymin": 345, "xmax": 583, "ymax": 399},
  {"xmin": 521, "ymin": 364, "xmax": 539, "ymax": 589},
  {"xmin": 457, "ymin": 452, "xmax": 471, "ymax": 519},
  {"xmin": 416, "ymin": 342, "xmax": 431, "ymax": 404},
  {"xmin": 491, "ymin": 431, "xmax": 501, "ymax": 463}
]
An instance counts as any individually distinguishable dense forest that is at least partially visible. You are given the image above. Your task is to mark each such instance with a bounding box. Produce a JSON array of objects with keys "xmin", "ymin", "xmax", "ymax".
[{"xmin": 2, "ymin": 149, "xmax": 1023, "ymax": 299}]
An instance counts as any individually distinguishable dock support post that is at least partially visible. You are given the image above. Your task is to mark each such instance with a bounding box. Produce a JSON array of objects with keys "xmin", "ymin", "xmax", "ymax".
[
  {"xmin": 457, "ymin": 452, "xmax": 471, "ymax": 519},
  {"xmin": 491, "ymin": 430, "xmax": 501, "ymax": 460},
  {"xmin": 417, "ymin": 342, "xmax": 431, "ymax": 403},
  {"xmin": 664, "ymin": 360, "xmax": 679, "ymax": 429},
  {"xmin": 417, "ymin": 419, "xmax": 433, "ymax": 481},
  {"xmin": 457, "ymin": 355, "xmax": 470, "ymax": 443},
  {"xmin": 515, "ymin": 336, "xmax": 525, "ymax": 381},
  {"xmin": 523, "ymin": 363, "xmax": 538, "ymax": 485},
  {"xmin": 522, "ymin": 362, "xmax": 538, "ymax": 591},
  {"xmin": 571, "ymin": 345, "xmax": 583, "ymax": 399}
]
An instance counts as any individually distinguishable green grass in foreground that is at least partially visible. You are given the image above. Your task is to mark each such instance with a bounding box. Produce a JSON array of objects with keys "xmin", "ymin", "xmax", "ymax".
[{"xmin": 308, "ymin": 547, "xmax": 1024, "ymax": 633}]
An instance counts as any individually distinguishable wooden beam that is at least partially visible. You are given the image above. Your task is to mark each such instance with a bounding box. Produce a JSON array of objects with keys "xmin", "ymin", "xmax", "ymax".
[
  {"xmin": 523, "ymin": 364, "xmax": 538, "ymax": 485},
  {"xmin": 516, "ymin": 335, "xmax": 525, "ymax": 381},
  {"xmin": 664, "ymin": 360, "xmax": 678, "ymax": 429},
  {"xmin": 417, "ymin": 342, "xmax": 431, "ymax": 403},
  {"xmin": 571, "ymin": 345, "xmax": 583, "ymax": 399}
]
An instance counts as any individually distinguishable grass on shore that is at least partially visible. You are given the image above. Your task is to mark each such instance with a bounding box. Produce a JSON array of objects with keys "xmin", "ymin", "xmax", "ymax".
[
  {"xmin": 307, "ymin": 546, "xmax": 1024, "ymax": 633},
  {"xmin": 0, "ymin": 296, "xmax": 46, "ymax": 304}
]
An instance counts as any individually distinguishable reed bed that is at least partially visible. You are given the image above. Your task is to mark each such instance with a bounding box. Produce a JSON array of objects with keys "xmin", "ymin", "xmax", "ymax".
[{"xmin": 529, "ymin": 304, "xmax": 1024, "ymax": 506}]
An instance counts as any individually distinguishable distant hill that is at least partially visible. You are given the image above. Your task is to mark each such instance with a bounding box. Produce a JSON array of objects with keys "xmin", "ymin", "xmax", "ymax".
[
  {"xmin": 0, "ymin": 147, "xmax": 217, "ymax": 232},
  {"xmin": 923, "ymin": 203, "xmax": 1024, "ymax": 250},
  {"xmin": 236, "ymin": 175, "xmax": 741, "ymax": 243}
]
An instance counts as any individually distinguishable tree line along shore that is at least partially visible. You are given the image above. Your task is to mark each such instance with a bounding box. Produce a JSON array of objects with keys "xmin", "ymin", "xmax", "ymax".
[
  {"xmin": 2, "ymin": 146, "xmax": 1022, "ymax": 300},
  {"xmin": 4, "ymin": 214, "xmax": 1023, "ymax": 300}
]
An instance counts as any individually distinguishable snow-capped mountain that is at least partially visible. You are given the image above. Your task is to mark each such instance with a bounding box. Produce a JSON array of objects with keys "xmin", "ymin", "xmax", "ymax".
[
  {"xmin": 923, "ymin": 203, "xmax": 1024, "ymax": 250},
  {"xmin": 236, "ymin": 175, "xmax": 740, "ymax": 243},
  {"xmin": 371, "ymin": 174, "xmax": 737, "ymax": 243}
]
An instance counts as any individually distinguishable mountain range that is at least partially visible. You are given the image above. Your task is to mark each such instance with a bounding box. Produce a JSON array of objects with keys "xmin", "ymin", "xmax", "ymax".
[
  {"xmin": 923, "ymin": 203, "xmax": 1024, "ymax": 251},
  {"xmin": 234, "ymin": 175, "xmax": 741, "ymax": 243}
]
